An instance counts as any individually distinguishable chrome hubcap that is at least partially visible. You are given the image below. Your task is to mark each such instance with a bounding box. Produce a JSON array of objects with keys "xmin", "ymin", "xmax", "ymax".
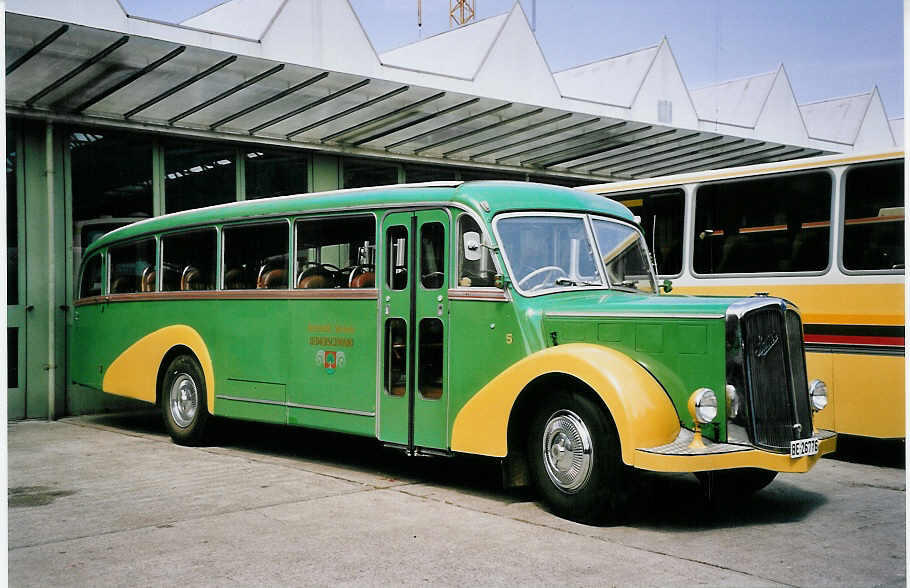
[
  {"xmin": 542, "ymin": 409, "xmax": 593, "ymax": 493},
  {"xmin": 169, "ymin": 373, "xmax": 198, "ymax": 428}
]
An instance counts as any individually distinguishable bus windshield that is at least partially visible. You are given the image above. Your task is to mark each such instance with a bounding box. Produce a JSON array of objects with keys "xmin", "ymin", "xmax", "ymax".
[{"xmin": 495, "ymin": 214, "xmax": 655, "ymax": 294}]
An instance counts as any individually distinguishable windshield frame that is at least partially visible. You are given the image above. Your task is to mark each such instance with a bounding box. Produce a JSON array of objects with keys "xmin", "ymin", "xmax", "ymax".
[{"xmin": 492, "ymin": 211, "xmax": 657, "ymax": 297}]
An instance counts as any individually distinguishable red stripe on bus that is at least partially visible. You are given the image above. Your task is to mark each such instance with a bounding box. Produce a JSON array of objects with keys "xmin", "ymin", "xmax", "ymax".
[{"xmin": 803, "ymin": 334, "xmax": 905, "ymax": 347}]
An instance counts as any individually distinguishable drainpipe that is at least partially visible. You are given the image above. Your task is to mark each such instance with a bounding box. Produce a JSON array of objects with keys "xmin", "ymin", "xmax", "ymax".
[{"xmin": 46, "ymin": 122, "xmax": 56, "ymax": 421}]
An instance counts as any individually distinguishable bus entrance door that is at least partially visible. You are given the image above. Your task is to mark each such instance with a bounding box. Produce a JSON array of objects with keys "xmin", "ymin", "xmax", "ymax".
[{"xmin": 378, "ymin": 210, "xmax": 450, "ymax": 452}]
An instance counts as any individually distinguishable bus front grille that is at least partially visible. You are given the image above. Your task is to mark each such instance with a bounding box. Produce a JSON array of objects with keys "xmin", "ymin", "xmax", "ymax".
[{"xmin": 741, "ymin": 306, "xmax": 813, "ymax": 451}]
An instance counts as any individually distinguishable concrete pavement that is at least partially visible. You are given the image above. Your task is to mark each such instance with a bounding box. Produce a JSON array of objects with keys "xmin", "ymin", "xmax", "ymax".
[{"xmin": 7, "ymin": 412, "xmax": 906, "ymax": 586}]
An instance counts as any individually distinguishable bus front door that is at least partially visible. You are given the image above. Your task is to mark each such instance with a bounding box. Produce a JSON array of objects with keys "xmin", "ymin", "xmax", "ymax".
[{"xmin": 379, "ymin": 210, "xmax": 450, "ymax": 452}]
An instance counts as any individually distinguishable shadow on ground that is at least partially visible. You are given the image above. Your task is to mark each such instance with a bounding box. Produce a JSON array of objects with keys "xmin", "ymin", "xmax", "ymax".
[
  {"xmin": 828, "ymin": 435, "xmax": 905, "ymax": 469},
  {"xmin": 76, "ymin": 410, "xmax": 830, "ymax": 529}
]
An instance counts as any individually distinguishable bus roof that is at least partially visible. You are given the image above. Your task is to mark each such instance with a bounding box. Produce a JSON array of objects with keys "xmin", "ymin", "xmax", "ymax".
[
  {"xmin": 581, "ymin": 150, "xmax": 903, "ymax": 195},
  {"xmin": 85, "ymin": 180, "xmax": 635, "ymax": 256}
]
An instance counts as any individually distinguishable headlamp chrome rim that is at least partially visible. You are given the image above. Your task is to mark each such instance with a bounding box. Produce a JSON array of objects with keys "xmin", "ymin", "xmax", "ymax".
[
  {"xmin": 689, "ymin": 388, "xmax": 718, "ymax": 425},
  {"xmin": 809, "ymin": 379, "xmax": 828, "ymax": 412}
]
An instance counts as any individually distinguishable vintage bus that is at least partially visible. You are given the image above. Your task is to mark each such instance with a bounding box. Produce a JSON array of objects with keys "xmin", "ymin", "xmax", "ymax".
[
  {"xmin": 73, "ymin": 181, "xmax": 834, "ymax": 521},
  {"xmin": 582, "ymin": 151, "xmax": 904, "ymax": 440}
]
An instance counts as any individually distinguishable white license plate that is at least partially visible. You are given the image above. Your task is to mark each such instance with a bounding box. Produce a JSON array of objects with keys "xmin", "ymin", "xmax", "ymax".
[{"xmin": 790, "ymin": 437, "xmax": 819, "ymax": 458}]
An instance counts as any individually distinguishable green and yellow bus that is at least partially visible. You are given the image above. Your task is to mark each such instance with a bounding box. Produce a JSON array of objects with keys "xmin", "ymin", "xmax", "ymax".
[
  {"xmin": 582, "ymin": 151, "xmax": 904, "ymax": 441},
  {"xmin": 73, "ymin": 180, "xmax": 834, "ymax": 521}
]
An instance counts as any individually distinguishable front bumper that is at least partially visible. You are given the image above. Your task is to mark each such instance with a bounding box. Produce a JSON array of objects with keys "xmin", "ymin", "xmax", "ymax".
[{"xmin": 633, "ymin": 428, "xmax": 836, "ymax": 473}]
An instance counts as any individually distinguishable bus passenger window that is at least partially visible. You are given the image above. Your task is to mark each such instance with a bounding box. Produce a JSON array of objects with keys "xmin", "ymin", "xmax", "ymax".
[
  {"xmin": 693, "ymin": 171, "xmax": 832, "ymax": 274},
  {"xmin": 79, "ymin": 253, "xmax": 103, "ymax": 298},
  {"xmin": 456, "ymin": 215, "xmax": 496, "ymax": 287},
  {"xmin": 161, "ymin": 229, "xmax": 216, "ymax": 291},
  {"xmin": 385, "ymin": 318, "xmax": 407, "ymax": 397},
  {"xmin": 614, "ymin": 189, "xmax": 684, "ymax": 276},
  {"xmin": 843, "ymin": 162, "xmax": 904, "ymax": 271},
  {"xmin": 418, "ymin": 318, "xmax": 444, "ymax": 400},
  {"xmin": 386, "ymin": 226, "xmax": 408, "ymax": 290},
  {"xmin": 109, "ymin": 238, "xmax": 156, "ymax": 294},
  {"xmin": 295, "ymin": 216, "xmax": 375, "ymax": 289},
  {"xmin": 223, "ymin": 222, "xmax": 289, "ymax": 290},
  {"xmin": 420, "ymin": 222, "xmax": 445, "ymax": 289}
]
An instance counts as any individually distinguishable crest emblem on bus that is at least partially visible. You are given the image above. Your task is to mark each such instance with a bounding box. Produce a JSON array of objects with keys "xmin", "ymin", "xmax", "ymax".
[{"xmin": 316, "ymin": 350, "xmax": 345, "ymax": 374}]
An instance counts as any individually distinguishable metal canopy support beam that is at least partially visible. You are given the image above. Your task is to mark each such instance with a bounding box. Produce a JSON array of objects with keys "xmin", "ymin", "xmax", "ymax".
[
  {"xmin": 352, "ymin": 97, "xmax": 478, "ymax": 147},
  {"xmin": 26, "ymin": 35, "xmax": 130, "ymax": 107},
  {"xmin": 424, "ymin": 107, "xmax": 545, "ymax": 156},
  {"xmin": 73, "ymin": 45, "xmax": 187, "ymax": 113},
  {"xmin": 443, "ymin": 112, "xmax": 572, "ymax": 158},
  {"xmin": 434, "ymin": 108, "xmax": 543, "ymax": 157},
  {"xmin": 687, "ymin": 145, "xmax": 796, "ymax": 173},
  {"xmin": 633, "ymin": 141, "xmax": 767, "ymax": 177},
  {"xmin": 321, "ymin": 91, "xmax": 446, "ymax": 143},
  {"xmin": 385, "ymin": 103, "xmax": 513, "ymax": 150},
  {"xmin": 615, "ymin": 138, "xmax": 746, "ymax": 176},
  {"xmin": 6, "ymin": 24, "xmax": 69, "ymax": 75},
  {"xmin": 286, "ymin": 85, "xmax": 410, "ymax": 139},
  {"xmin": 169, "ymin": 63, "xmax": 285, "ymax": 124},
  {"xmin": 545, "ymin": 128, "xmax": 679, "ymax": 169},
  {"xmin": 471, "ymin": 117, "xmax": 598, "ymax": 160},
  {"xmin": 125, "ymin": 55, "xmax": 238, "ymax": 119},
  {"xmin": 495, "ymin": 120, "xmax": 624, "ymax": 164},
  {"xmin": 520, "ymin": 123, "xmax": 649, "ymax": 166},
  {"xmin": 210, "ymin": 71, "xmax": 329, "ymax": 130},
  {"xmin": 573, "ymin": 131, "xmax": 702, "ymax": 172},
  {"xmin": 249, "ymin": 78, "xmax": 370, "ymax": 134}
]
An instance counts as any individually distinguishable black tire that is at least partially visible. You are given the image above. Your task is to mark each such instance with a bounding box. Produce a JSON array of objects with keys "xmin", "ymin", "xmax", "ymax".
[
  {"xmin": 160, "ymin": 354, "xmax": 210, "ymax": 446},
  {"xmin": 695, "ymin": 468, "xmax": 778, "ymax": 502},
  {"xmin": 527, "ymin": 390, "xmax": 631, "ymax": 523}
]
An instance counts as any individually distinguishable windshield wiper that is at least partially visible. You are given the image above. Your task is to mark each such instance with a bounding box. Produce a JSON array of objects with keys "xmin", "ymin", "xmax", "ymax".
[{"xmin": 555, "ymin": 278, "xmax": 600, "ymax": 287}]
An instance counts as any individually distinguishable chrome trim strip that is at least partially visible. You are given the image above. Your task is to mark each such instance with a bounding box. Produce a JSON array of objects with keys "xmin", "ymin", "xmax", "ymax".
[
  {"xmin": 545, "ymin": 311, "xmax": 723, "ymax": 319},
  {"xmin": 216, "ymin": 395, "xmax": 375, "ymax": 417},
  {"xmin": 286, "ymin": 403, "xmax": 375, "ymax": 417},
  {"xmin": 216, "ymin": 395, "xmax": 284, "ymax": 407}
]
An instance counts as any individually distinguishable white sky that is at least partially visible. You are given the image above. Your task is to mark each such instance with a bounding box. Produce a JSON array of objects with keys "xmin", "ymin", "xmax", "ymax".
[{"xmin": 121, "ymin": 0, "xmax": 904, "ymax": 118}]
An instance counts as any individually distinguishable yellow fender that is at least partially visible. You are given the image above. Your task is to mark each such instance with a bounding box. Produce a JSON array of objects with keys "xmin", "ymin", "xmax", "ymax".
[
  {"xmin": 451, "ymin": 343, "xmax": 680, "ymax": 465},
  {"xmin": 102, "ymin": 325, "xmax": 216, "ymax": 413}
]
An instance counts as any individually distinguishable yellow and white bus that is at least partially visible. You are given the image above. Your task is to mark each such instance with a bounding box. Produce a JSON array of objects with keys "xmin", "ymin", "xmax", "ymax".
[{"xmin": 583, "ymin": 151, "xmax": 904, "ymax": 439}]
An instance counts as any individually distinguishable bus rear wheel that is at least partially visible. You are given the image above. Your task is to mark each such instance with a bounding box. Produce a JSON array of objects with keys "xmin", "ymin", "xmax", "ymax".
[
  {"xmin": 161, "ymin": 354, "xmax": 210, "ymax": 446},
  {"xmin": 527, "ymin": 391, "xmax": 630, "ymax": 523}
]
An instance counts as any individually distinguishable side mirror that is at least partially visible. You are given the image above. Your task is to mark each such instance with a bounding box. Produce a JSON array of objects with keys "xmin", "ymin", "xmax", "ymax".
[
  {"xmin": 463, "ymin": 231, "xmax": 482, "ymax": 262},
  {"xmin": 660, "ymin": 279, "xmax": 673, "ymax": 293}
]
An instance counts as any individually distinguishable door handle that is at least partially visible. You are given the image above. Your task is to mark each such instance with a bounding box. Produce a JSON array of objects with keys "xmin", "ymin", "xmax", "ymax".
[{"xmin": 25, "ymin": 305, "xmax": 34, "ymax": 312}]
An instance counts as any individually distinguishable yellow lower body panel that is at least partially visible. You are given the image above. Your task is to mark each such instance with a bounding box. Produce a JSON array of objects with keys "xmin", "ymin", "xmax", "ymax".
[
  {"xmin": 633, "ymin": 429, "xmax": 836, "ymax": 473},
  {"xmin": 102, "ymin": 325, "xmax": 215, "ymax": 413}
]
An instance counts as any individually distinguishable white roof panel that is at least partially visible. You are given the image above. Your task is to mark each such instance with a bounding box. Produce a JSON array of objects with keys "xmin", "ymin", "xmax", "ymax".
[
  {"xmin": 691, "ymin": 70, "xmax": 777, "ymax": 127},
  {"xmin": 379, "ymin": 13, "xmax": 508, "ymax": 80},
  {"xmin": 554, "ymin": 45, "xmax": 659, "ymax": 107},
  {"xmin": 799, "ymin": 92, "xmax": 872, "ymax": 144},
  {"xmin": 181, "ymin": 0, "xmax": 285, "ymax": 39}
]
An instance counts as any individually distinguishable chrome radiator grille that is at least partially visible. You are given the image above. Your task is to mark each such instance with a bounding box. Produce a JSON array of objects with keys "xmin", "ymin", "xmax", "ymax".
[{"xmin": 731, "ymin": 301, "xmax": 814, "ymax": 452}]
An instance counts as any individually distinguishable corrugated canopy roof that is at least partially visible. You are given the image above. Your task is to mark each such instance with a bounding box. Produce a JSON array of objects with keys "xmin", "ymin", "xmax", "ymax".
[{"xmin": 5, "ymin": 3, "xmax": 831, "ymax": 182}]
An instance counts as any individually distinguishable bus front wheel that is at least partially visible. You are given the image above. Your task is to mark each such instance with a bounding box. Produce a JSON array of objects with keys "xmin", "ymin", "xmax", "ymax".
[
  {"xmin": 161, "ymin": 354, "xmax": 210, "ymax": 446},
  {"xmin": 527, "ymin": 391, "xmax": 630, "ymax": 523}
]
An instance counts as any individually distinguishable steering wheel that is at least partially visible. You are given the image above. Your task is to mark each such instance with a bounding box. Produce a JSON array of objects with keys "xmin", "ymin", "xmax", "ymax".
[{"xmin": 518, "ymin": 265, "xmax": 568, "ymax": 290}]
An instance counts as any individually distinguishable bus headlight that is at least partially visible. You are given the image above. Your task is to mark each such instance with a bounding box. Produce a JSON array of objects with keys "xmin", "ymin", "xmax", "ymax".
[
  {"xmin": 809, "ymin": 379, "xmax": 828, "ymax": 412},
  {"xmin": 725, "ymin": 384, "xmax": 740, "ymax": 419},
  {"xmin": 688, "ymin": 388, "xmax": 718, "ymax": 424}
]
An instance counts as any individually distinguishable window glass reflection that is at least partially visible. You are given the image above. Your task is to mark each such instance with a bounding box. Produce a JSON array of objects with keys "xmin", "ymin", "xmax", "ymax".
[
  {"xmin": 165, "ymin": 140, "xmax": 235, "ymax": 213},
  {"xmin": 245, "ymin": 149, "xmax": 308, "ymax": 199}
]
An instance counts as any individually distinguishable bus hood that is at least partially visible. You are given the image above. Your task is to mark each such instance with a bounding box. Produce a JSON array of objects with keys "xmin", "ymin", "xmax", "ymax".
[{"xmin": 529, "ymin": 289, "xmax": 743, "ymax": 320}]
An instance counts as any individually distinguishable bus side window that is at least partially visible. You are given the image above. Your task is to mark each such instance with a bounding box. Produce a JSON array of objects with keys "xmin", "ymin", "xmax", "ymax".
[
  {"xmin": 79, "ymin": 253, "xmax": 103, "ymax": 298},
  {"xmin": 693, "ymin": 171, "xmax": 832, "ymax": 275},
  {"xmin": 456, "ymin": 215, "xmax": 495, "ymax": 287},
  {"xmin": 161, "ymin": 229, "xmax": 216, "ymax": 291},
  {"xmin": 109, "ymin": 238, "xmax": 156, "ymax": 294},
  {"xmin": 614, "ymin": 189, "xmax": 684, "ymax": 276},
  {"xmin": 295, "ymin": 216, "xmax": 375, "ymax": 289},
  {"xmin": 223, "ymin": 221, "xmax": 289, "ymax": 290},
  {"xmin": 842, "ymin": 161, "xmax": 905, "ymax": 271}
]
